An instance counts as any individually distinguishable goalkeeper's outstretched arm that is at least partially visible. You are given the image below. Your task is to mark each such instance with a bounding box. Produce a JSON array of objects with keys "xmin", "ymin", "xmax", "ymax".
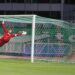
[
  {"xmin": 13, "ymin": 31, "xmax": 27, "ymax": 37},
  {"xmin": 2, "ymin": 21, "xmax": 8, "ymax": 33}
]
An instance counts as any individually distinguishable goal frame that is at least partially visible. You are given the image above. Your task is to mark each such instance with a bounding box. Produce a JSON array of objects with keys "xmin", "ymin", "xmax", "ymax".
[
  {"xmin": 0, "ymin": 15, "xmax": 36, "ymax": 63},
  {"xmin": 0, "ymin": 15, "xmax": 72, "ymax": 63}
]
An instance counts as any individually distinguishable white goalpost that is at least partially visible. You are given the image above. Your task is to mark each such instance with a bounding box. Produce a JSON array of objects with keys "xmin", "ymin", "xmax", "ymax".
[{"xmin": 31, "ymin": 15, "xmax": 36, "ymax": 63}]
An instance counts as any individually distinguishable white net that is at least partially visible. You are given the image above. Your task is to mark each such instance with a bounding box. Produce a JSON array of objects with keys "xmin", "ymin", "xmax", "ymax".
[{"xmin": 0, "ymin": 15, "xmax": 74, "ymax": 62}]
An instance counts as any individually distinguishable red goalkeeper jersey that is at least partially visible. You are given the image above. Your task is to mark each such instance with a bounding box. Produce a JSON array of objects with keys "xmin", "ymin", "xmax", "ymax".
[
  {"xmin": 0, "ymin": 32, "xmax": 22, "ymax": 47},
  {"xmin": 0, "ymin": 33, "xmax": 14, "ymax": 47},
  {"xmin": 0, "ymin": 22, "xmax": 23, "ymax": 47}
]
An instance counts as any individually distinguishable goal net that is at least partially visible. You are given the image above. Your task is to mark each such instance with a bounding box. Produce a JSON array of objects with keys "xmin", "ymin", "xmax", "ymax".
[{"xmin": 0, "ymin": 15, "xmax": 74, "ymax": 63}]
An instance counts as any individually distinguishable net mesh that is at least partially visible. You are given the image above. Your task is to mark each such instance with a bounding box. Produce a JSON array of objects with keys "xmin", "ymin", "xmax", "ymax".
[{"xmin": 0, "ymin": 15, "xmax": 75, "ymax": 62}]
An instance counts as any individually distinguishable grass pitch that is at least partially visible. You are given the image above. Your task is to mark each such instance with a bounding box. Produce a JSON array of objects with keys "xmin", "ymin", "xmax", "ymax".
[{"xmin": 0, "ymin": 59, "xmax": 75, "ymax": 75}]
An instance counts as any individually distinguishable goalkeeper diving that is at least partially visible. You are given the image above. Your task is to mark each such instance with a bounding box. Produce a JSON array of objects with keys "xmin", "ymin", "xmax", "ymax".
[{"xmin": 0, "ymin": 21, "xmax": 27, "ymax": 47}]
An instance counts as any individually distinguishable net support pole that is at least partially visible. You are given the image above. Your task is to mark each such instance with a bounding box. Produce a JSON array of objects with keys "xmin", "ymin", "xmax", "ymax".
[{"xmin": 31, "ymin": 15, "xmax": 36, "ymax": 63}]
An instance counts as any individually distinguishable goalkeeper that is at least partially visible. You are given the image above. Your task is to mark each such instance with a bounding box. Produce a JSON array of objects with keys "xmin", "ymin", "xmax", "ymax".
[{"xmin": 0, "ymin": 21, "xmax": 27, "ymax": 47}]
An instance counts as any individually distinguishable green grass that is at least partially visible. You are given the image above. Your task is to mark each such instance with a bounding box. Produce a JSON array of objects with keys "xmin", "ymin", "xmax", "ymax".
[{"xmin": 0, "ymin": 59, "xmax": 75, "ymax": 75}]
